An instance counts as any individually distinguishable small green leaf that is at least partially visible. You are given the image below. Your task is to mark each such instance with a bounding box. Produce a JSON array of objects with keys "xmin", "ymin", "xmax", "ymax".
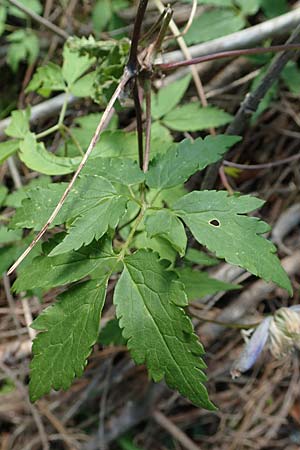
[
  {"xmin": 173, "ymin": 191, "xmax": 292, "ymax": 294},
  {"xmin": 26, "ymin": 63, "xmax": 66, "ymax": 95},
  {"xmin": 29, "ymin": 278, "xmax": 108, "ymax": 401},
  {"xmin": 114, "ymin": 250, "xmax": 215, "ymax": 409},
  {"xmin": 0, "ymin": 6, "xmax": 7, "ymax": 37},
  {"xmin": 92, "ymin": 0, "xmax": 112, "ymax": 32},
  {"xmin": 98, "ymin": 318, "xmax": 127, "ymax": 346},
  {"xmin": 13, "ymin": 237, "xmax": 115, "ymax": 292},
  {"xmin": 5, "ymin": 109, "xmax": 30, "ymax": 139},
  {"xmin": 260, "ymin": 0, "xmax": 287, "ymax": 18},
  {"xmin": 176, "ymin": 267, "xmax": 240, "ymax": 300},
  {"xmin": 82, "ymin": 157, "xmax": 145, "ymax": 185},
  {"xmin": 152, "ymin": 75, "xmax": 191, "ymax": 120},
  {"xmin": 146, "ymin": 135, "xmax": 240, "ymax": 189},
  {"xmin": 0, "ymin": 186, "xmax": 8, "ymax": 206},
  {"xmin": 118, "ymin": 437, "xmax": 145, "ymax": 450},
  {"xmin": 70, "ymin": 71, "xmax": 97, "ymax": 97},
  {"xmin": 281, "ymin": 61, "xmax": 300, "ymax": 95},
  {"xmin": 7, "ymin": 30, "xmax": 39, "ymax": 71},
  {"xmin": 145, "ymin": 209, "xmax": 187, "ymax": 256},
  {"xmin": 163, "ymin": 103, "xmax": 232, "ymax": 131},
  {"xmin": 5, "ymin": 176, "xmax": 51, "ymax": 208},
  {"xmin": 132, "ymin": 232, "xmax": 177, "ymax": 264},
  {"xmin": 0, "ymin": 245, "xmax": 24, "ymax": 275},
  {"xmin": 0, "ymin": 140, "xmax": 20, "ymax": 163},
  {"xmin": 250, "ymin": 67, "xmax": 278, "ymax": 123},
  {"xmin": 62, "ymin": 45, "xmax": 95, "ymax": 87},
  {"xmin": 19, "ymin": 133, "xmax": 81, "ymax": 175},
  {"xmin": 185, "ymin": 8, "xmax": 245, "ymax": 45},
  {"xmin": 235, "ymin": 0, "xmax": 261, "ymax": 15},
  {"xmin": 185, "ymin": 248, "xmax": 219, "ymax": 267},
  {"xmin": 0, "ymin": 227, "xmax": 22, "ymax": 245}
]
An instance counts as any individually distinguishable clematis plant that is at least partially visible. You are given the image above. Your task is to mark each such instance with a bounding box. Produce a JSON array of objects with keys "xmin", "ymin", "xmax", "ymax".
[{"xmin": 232, "ymin": 305, "xmax": 300, "ymax": 378}]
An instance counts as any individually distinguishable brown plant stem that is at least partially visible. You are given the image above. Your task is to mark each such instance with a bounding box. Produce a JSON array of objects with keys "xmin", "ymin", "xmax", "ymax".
[
  {"xmin": 157, "ymin": 43, "xmax": 300, "ymax": 71},
  {"xmin": 133, "ymin": 79, "xmax": 144, "ymax": 170},
  {"xmin": 127, "ymin": 0, "xmax": 149, "ymax": 72}
]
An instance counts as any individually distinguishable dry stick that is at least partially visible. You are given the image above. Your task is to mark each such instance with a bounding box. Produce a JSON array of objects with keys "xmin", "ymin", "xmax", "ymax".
[
  {"xmin": 201, "ymin": 25, "xmax": 300, "ymax": 190},
  {"xmin": 154, "ymin": 0, "xmax": 207, "ymax": 108},
  {"xmin": 153, "ymin": 410, "xmax": 201, "ymax": 450},
  {"xmin": 8, "ymin": 0, "xmax": 69, "ymax": 40},
  {"xmin": 7, "ymin": 70, "xmax": 132, "ymax": 276}
]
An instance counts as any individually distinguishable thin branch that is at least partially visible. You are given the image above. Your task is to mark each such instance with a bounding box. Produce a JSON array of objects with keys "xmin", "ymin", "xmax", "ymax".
[
  {"xmin": 8, "ymin": 0, "xmax": 69, "ymax": 40},
  {"xmin": 7, "ymin": 70, "xmax": 132, "ymax": 276},
  {"xmin": 224, "ymin": 152, "xmax": 300, "ymax": 170},
  {"xmin": 157, "ymin": 43, "xmax": 300, "ymax": 71}
]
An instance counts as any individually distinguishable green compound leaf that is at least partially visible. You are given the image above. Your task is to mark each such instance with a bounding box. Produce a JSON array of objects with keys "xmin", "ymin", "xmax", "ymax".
[
  {"xmin": 10, "ymin": 175, "xmax": 128, "ymax": 232},
  {"xmin": 162, "ymin": 104, "xmax": 232, "ymax": 132},
  {"xmin": 29, "ymin": 278, "xmax": 108, "ymax": 402},
  {"xmin": 19, "ymin": 133, "xmax": 80, "ymax": 175},
  {"xmin": 50, "ymin": 180, "xmax": 128, "ymax": 255},
  {"xmin": 145, "ymin": 209, "xmax": 187, "ymax": 256},
  {"xmin": 13, "ymin": 236, "xmax": 115, "ymax": 292},
  {"xmin": 114, "ymin": 250, "xmax": 216, "ymax": 410},
  {"xmin": 146, "ymin": 135, "xmax": 240, "ymax": 190},
  {"xmin": 173, "ymin": 191, "xmax": 292, "ymax": 294},
  {"xmin": 176, "ymin": 267, "xmax": 240, "ymax": 300}
]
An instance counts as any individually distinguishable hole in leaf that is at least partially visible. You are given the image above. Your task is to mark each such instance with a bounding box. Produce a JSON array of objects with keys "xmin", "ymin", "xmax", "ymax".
[{"xmin": 209, "ymin": 219, "xmax": 220, "ymax": 227}]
